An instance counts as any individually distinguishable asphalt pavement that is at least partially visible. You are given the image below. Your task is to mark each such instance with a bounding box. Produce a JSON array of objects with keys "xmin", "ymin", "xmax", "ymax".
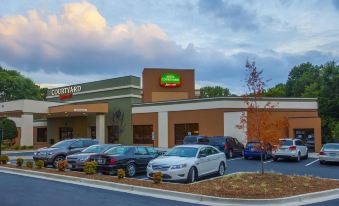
[{"xmin": 0, "ymin": 172, "xmax": 202, "ymax": 206}]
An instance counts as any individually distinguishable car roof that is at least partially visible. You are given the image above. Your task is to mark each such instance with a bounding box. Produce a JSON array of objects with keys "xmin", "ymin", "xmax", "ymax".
[
  {"xmin": 279, "ymin": 138, "xmax": 295, "ymax": 141},
  {"xmin": 174, "ymin": 144, "xmax": 210, "ymax": 149},
  {"xmin": 324, "ymin": 143, "xmax": 339, "ymax": 146}
]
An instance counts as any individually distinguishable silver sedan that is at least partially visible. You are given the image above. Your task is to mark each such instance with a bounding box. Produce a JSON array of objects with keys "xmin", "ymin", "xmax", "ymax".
[{"xmin": 319, "ymin": 143, "xmax": 339, "ymax": 164}]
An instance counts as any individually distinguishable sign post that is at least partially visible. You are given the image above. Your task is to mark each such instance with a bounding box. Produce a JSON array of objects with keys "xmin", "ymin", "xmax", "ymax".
[{"xmin": 151, "ymin": 131, "xmax": 155, "ymax": 148}]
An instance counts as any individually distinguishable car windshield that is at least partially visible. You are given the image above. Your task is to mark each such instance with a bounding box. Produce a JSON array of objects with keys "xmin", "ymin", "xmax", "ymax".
[
  {"xmin": 323, "ymin": 144, "xmax": 339, "ymax": 150},
  {"xmin": 280, "ymin": 140, "xmax": 293, "ymax": 146},
  {"xmin": 105, "ymin": 147, "xmax": 129, "ymax": 155},
  {"xmin": 246, "ymin": 142, "xmax": 260, "ymax": 148},
  {"xmin": 82, "ymin": 145, "xmax": 109, "ymax": 153},
  {"xmin": 164, "ymin": 147, "xmax": 198, "ymax": 158},
  {"xmin": 51, "ymin": 140, "xmax": 74, "ymax": 148},
  {"xmin": 183, "ymin": 136, "xmax": 197, "ymax": 144}
]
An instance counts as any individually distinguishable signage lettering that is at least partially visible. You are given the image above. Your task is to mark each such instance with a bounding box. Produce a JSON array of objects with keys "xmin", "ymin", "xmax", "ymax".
[
  {"xmin": 160, "ymin": 73, "xmax": 181, "ymax": 87},
  {"xmin": 50, "ymin": 85, "xmax": 82, "ymax": 100}
]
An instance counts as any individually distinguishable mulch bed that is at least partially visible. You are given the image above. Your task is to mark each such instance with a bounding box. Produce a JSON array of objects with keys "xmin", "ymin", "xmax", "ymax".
[{"xmin": 1, "ymin": 164, "xmax": 339, "ymax": 199}]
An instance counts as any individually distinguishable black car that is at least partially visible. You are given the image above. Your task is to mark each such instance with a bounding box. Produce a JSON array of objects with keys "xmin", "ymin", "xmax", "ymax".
[
  {"xmin": 92, "ymin": 146, "xmax": 160, "ymax": 177},
  {"xmin": 208, "ymin": 136, "xmax": 244, "ymax": 158},
  {"xmin": 33, "ymin": 138, "xmax": 99, "ymax": 167},
  {"xmin": 183, "ymin": 135, "xmax": 209, "ymax": 145}
]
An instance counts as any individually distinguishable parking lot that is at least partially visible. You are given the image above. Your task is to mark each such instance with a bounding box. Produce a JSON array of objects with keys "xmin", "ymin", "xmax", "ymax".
[
  {"xmin": 130, "ymin": 156, "xmax": 339, "ymax": 181},
  {"xmin": 5, "ymin": 152, "xmax": 339, "ymax": 182}
]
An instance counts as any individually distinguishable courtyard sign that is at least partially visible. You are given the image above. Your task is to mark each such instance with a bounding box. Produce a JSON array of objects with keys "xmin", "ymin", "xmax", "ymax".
[
  {"xmin": 160, "ymin": 73, "xmax": 181, "ymax": 87},
  {"xmin": 50, "ymin": 85, "xmax": 82, "ymax": 100}
]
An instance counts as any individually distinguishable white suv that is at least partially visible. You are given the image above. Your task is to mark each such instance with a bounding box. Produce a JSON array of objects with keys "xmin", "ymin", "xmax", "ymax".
[
  {"xmin": 147, "ymin": 145, "xmax": 227, "ymax": 183},
  {"xmin": 273, "ymin": 139, "xmax": 308, "ymax": 162}
]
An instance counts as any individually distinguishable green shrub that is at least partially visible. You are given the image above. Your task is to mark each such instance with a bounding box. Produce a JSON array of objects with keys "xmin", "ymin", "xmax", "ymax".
[
  {"xmin": 13, "ymin": 145, "xmax": 20, "ymax": 150},
  {"xmin": 117, "ymin": 168, "xmax": 125, "ymax": 179},
  {"xmin": 35, "ymin": 160, "xmax": 44, "ymax": 169},
  {"xmin": 1, "ymin": 144, "xmax": 8, "ymax": 151},
  {"xmin": 0, "ymin": 155, "xmax": 9, "ymax": 164},
  {"xmin": 16, "ymin": 158, "xmax": 24, "ymax": 167},
  {"xmin": 27, "ymin": 146, "xmax": 34, "ymax": 149},
  {"xmin": 84, "ymin": 161, "xmax": 97, "ymax": 175},
  {"xmin": 153, "ymin": 171, "xmax": 163, "ymax": 184},
  {"xmin": 21, "ymin": 145, "xmax": 27, "ymax": 150},
  {"xmin": 26, "ymin": 161, "xmax": 33, "ymax": 168},
  {"xmin": 57, "ymin": 160, "xmax": 67, "ymax": 172}
]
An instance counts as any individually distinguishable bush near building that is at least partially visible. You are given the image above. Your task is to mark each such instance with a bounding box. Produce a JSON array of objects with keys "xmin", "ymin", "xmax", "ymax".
[
  {"xmin": 16, "ymin": 158, "xmax": 24, "ymax": 167},
  {"xmin": 84, "ymin": 161, "xmax": 97, "ymax": 175},
  {"xmin": 0, "ymin": 155, "xmax": 9, "ymax": 164},
  {"xmin": 35, "ymin": 160, "xmax": 44, "ymax": 169}
]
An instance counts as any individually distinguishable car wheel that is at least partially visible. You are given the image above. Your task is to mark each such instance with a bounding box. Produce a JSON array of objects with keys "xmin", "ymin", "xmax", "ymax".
[
  {"xmin": 53, "ymin": 156, "xmax": 65, "ymax": 168},
  {"xmin": 273, "ymin": 157, "xmax": 278, "ymax": 161},
  {"xmin": 186, "ymin": 167, "xmax": 196, "ymax": 183},
  {"xmin": 296, "ymin": 153, "xmax": 301, "ymax": 162},
  {"xmin": 126, "ymin": 163, "xmax": 137, "ymax": 177},
  {"xmin": 320, "ymin": 160, "xmax": 326, "ymax": 165},
  {"xmin": 228, "ymin": 150, "xmax": 233, "ymax": 158},
  {"xmin": 304, "ymin": 152, "xmax": 308, "ymax": 160},
  {"xmin": 218, "ymin": 162, "xmax": 225, "ymax": 176}
]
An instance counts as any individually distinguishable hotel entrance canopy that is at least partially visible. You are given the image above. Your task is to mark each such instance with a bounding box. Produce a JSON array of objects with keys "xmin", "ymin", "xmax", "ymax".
[{"xmin": 47, "ymin": 103, "xmax": 108, "ymax": 117}]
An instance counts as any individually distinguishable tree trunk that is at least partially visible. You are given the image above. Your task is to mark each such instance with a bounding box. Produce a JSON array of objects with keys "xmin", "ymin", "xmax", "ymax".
[{"xmin": 260, "ymin": 145, "xmax": 264, "ymax": 174}]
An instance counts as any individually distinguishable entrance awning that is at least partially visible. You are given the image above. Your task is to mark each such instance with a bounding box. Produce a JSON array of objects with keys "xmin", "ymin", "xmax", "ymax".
[{"xmin": 48, "ymin": 103, "xmax": 108, "ymax": 118}]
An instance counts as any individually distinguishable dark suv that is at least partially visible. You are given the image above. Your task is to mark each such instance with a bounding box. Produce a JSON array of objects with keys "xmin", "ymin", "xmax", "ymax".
[
  {"xmin": 33, "ymin": 138, "xmax": 98, "ymax": 167},
  {"xmin": 183, "ymin": 135, "xmax": 209, "ymax": 145},
  {"xmin": 209, "ymin": 136, "xmax": 244, "ymax": 158}
]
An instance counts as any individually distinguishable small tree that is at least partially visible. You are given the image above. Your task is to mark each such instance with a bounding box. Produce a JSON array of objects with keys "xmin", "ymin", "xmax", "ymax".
[
  {"xmin": 0, "ymin": 118, "xmax": 18, "ymax": 148},
  {"xmin": 237, "ymin": 60, "xmax": 288, "ymax": 174},
  {"xmin": 200, "ymin": 86, "xmax": 231, "ymax": 98}
]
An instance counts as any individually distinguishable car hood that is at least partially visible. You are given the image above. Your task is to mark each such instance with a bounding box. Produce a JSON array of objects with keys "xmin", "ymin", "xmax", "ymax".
[
  {"xmin": 150, "ymin": 156, "xmax": 193, "ymax": 165},
  {"xmin": 36, "ymin": 147, "xmax": 62, "ymax": 153}
]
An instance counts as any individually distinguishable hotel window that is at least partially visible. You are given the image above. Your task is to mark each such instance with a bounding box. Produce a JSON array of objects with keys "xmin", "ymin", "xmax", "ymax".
[
  {"xmin": 107, "ymin": 125, "xmax": 120, "ymax": 143},
  {"xmin": 59, "ymin": 127, "xmax": 73, "ymax": 140},
  {"xmin": 133, "ymin": 125, "xmax": 153, "ymax": 144},
  {"xmin": 174, "ymin": 123, "xmax": 199, "ymax": 145},
  {"xmin": 37, "ymin": 128, "xmax": 47, "ymax": 142}
]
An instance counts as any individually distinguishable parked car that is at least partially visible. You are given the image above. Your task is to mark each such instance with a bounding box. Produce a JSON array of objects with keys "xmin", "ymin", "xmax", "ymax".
[
  {"xmin": 147, "ymin": 145, "xmax": 227, "ymax": 183},
  {"xmin": 273, "ymin": 138, "xmax": 308, "ymax": 162},
  {"xmin": 209, "ymin": 136, "xmax": 244, "ymax": 158},
  {"xmin": 319, "ymin": 143, "xmax": 339, "ymax": 164},
  {"xmin": 33, "ymin": 138, "xmax": 98, "ymax": 168},
  {"xmin": 183, "ymin": 135, "xmax": 209, "ymax": 145},
  {"xmin": 243, "ymin": 141, "xmax": 272, "ymax": 160},
  {"xmin": 92, "ymin": 146, "xmax": 160, "ymax": 177},
  {"xmin": 66, "ymin": 144, "xmax": 120, "ymax": 170}
]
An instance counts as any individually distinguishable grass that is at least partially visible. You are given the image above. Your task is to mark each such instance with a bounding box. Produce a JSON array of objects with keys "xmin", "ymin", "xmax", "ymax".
[{"xmin": 1, "ymin": 164, "xmax": 339, "ymax": 199}]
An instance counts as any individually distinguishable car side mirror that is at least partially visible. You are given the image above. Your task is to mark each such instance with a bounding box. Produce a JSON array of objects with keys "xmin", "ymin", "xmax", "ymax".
[{"xmin": 199, "ymin": 153, "xmax": 207, "ymax": 158}]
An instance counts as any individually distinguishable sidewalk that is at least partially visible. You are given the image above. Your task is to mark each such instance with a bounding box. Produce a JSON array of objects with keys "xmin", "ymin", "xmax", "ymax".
[{"xmin": 2, "ymin": 150, "xmax": 36, "ymax": 154}]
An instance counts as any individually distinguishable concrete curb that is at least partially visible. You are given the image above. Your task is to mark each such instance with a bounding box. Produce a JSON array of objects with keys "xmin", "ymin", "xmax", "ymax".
[{"xmin": 0, "ymin": 166, "xmax": 338, "ymax": 206}]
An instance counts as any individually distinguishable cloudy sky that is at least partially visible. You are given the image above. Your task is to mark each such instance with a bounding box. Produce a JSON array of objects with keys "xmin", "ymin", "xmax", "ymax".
[{"xmin": 0, "ymin": 0, "xmax": 339, "ymax": 93}]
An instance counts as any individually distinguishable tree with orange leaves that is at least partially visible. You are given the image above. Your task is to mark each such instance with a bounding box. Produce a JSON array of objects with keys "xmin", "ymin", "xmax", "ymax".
[{"xmin": 237, "ymin": 60, "xmax": 288, "ymax": 174}]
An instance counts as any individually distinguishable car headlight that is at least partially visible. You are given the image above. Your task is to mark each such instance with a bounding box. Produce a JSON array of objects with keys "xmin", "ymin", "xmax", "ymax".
[
  {"xmin": 47, "ymin": 152, "xmax": 54, "ymax": 156},
  {"xmin": 34, "ymin": 152, "xmax": 37, "ymax": 156},
  {"xmin": 79, "ymin": 157, "xmax": 89, "ymax": 162},
  {"xmin": 171, "ymin": 164, "xmax": 187, "ymax": 170}
]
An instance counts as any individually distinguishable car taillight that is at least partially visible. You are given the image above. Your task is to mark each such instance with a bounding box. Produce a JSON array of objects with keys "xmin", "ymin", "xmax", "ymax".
[
  {"xmin": 109, "ymin": 158, "xmax": 116, "ymax": 165},
  {"xmin": 319, "ymin": 151, "xmax": 326, "ymax": 155},
  {"xmin": 289, "ymin": 146, "xmax": 297, "ymax": 150},
  {"xmin": 224, "ymin": 144, "xmax": 228, "ymax": 150}
]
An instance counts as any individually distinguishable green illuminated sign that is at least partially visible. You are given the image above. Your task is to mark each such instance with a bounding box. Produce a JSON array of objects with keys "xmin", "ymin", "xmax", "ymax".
[{"xmin": 160, "ymin": 73, "xmax": 181, "ymax": 87}]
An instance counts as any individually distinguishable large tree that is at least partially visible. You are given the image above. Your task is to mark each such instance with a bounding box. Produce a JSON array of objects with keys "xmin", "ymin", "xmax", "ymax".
[
  {"xmin": 266, "ymin": 61, "xmax": 339, "ymax": 143},
  {"xmin": 238, "ymin": 60, "xmax": 288, "ymax": 174},
  {"xmin": 200, "ymin": 86, "xmax": 231, "ymax": 98},
  {"xmin": 0, "ymin": 66, "xmax": 43, "ymax": 102}
]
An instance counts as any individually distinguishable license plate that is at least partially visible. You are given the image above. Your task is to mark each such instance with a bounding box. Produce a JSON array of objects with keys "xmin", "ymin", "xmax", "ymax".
[{"xmin": 96, "ymin": 159, "xmax": 104, "ymax": 164}]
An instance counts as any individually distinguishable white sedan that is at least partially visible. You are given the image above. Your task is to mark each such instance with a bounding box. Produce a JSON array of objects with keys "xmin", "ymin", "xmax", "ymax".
[{"xmin": 147, "ymin": 145, "xmax": 227, "ymax": 183}]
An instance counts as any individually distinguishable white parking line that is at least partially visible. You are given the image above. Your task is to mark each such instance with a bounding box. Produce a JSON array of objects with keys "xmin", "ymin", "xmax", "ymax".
[
  {"xmin": 227, "ymin": 157, "xmax": 243, "ymax": 161},
  {"xmin": 264, "ymin": 160, "xmax": 273, "ymax": 164},
  {"xmin": 305, "ymin": 159, "xmax": 319, "ymax": 167}
]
